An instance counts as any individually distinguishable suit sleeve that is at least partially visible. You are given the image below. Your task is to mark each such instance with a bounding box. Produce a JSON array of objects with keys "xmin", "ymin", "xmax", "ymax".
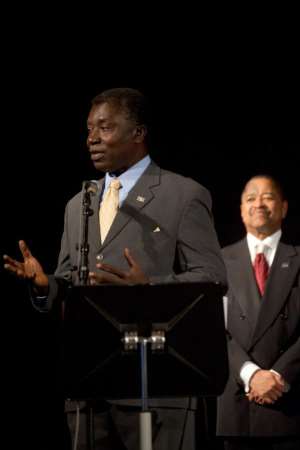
[
  {"xmin": 272, "ymin": 279, "xmax": 300, "ymax": 387},
  {"xmin": 272, "ymin": 334, "xmax": 300, "ymax": 387},
  {"xmin": 226, "ymin": 334, "xmax": 256, "ymax": 385},
  {"xmin": 225, "ymin": 283, "xmax": 259, "ymax": 384},
  {"xmin": 45, "ymin": 203, "xmax": 73, "ymax": 310},
  {"xmin": 150, "ymin": 183, "xmax": 227, "ymax": 291}
]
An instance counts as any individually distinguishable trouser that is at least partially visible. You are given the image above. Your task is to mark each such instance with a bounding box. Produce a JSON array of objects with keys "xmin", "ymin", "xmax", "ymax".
[{"xmin": 66, "ymin": 402, "xmax": 199, "ymax": 450}]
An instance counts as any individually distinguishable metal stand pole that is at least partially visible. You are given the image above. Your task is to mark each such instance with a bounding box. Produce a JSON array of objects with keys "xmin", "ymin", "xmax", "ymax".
[
  {"xmin": 79, "ymin": 181, "xmax": 97, "ymax": 285},
  {"xmin": 139, "ymin": 339, "xmax": 152, "ymax": 450}
]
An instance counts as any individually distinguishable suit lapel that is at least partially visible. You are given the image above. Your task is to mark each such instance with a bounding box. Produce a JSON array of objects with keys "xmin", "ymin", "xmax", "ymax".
[
  {"xmin": 99, "ymin": 162, "xmax": 161, "ymax": 250},
  {"xmin": 251, "ymin": 242, "xmax": 298, "ymax": 346},
  {"xmin": 228, "ymin": 239, "xmax": 261, "ymax": 332}
]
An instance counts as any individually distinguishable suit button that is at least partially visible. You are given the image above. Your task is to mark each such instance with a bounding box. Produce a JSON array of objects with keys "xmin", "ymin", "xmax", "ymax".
[
  {"xmin": 240, "ymin": 314, "xmax": 246, "ymax": 320},
  {"xmin": 280, "ymin": 313, "xmax": 288, "ymax": 320},
  {"xmin": 96, "ymin": 254, "xmax": 104, "ymax": 261}
]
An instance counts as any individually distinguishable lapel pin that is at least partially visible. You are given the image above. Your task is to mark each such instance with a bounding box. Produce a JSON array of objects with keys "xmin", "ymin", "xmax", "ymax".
[
  {"xmin": 136, "ymin": 196, "xmax": 145, "ymax": 203},
  {"xmin": 281, "ymin": 262, "xmax": 289, "ymax": 268},
  {"xmin": 153, "ymin": 226, "xmax": 160, "ymax": 233}
]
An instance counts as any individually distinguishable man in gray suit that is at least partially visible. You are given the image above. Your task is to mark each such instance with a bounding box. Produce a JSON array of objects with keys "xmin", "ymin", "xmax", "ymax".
[
  {"xmin": 217, "ymin": 175, "xmax": 300, "ymax": 450},
  {"xmin": 4, "ymin": 88, "xmax": 227, "ymax": 449}
]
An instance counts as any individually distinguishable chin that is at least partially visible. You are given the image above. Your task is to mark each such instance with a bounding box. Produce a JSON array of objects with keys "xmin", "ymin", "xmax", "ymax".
[
  {"xmin": 255, "ymin": 225, "xmax": 273, "ymax": 234},
  {"xmin": 253, "ymin": 218, "xmax": 269, "ymax": 228},
  {"xmin": 93, "ymin": 162, "xmax": 110, "ymax": 172}
]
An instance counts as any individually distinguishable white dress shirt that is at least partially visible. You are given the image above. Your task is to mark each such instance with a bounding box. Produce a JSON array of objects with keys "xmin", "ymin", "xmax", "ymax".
[{"xmin": 246, "ymin": 229, "xmax": 282, "ymax": 267}]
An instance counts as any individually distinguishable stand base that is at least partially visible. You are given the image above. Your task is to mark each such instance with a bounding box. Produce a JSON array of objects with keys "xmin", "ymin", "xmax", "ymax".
[{"xmin": 139, "ymin": 411, "xmax": 152, "ymax": 450}]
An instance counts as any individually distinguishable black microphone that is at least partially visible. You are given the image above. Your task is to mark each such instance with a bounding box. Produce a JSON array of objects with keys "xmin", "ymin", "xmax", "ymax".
[{"xmin": 84, "ymin": 180, "xmax": 98, "ymax": 195}]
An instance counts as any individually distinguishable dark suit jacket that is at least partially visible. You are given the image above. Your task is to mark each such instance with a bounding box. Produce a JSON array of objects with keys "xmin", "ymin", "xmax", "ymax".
[
  {"xmin": 46, "ymin": 161, "xmax": 227, "ymax": 409},
  {"xmin": 217, "ymin": 238, "xmax": 300, "ymax": 437}
]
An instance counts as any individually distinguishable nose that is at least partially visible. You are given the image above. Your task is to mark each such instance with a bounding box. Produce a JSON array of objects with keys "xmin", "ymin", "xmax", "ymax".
[
  {"xmin": 87, "ymin": 128, "xmax": 101, "ymax": 145},
  {"xmin": 253, "ymin": 196, "xmax": 264, "ymax": 208}
]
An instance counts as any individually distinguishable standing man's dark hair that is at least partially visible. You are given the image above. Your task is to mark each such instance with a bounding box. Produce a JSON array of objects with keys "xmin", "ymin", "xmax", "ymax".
[
  {"xmin": 241, "ymin": 173, "xmax": 286, "ymax": 201},
  {"xmin": 92, "ymin": 88, "xmax": 149, "ymax": 125}
]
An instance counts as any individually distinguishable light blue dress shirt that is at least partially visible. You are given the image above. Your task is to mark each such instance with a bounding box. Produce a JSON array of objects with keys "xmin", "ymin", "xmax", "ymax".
[{"xmin": 102, "ymin": 155, "xmax": 151, "ymax": 206}]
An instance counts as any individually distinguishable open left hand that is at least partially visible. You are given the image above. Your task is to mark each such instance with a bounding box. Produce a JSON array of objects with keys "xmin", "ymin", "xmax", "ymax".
[{"xmin": 88, "ymin": 247, "xmax": 149, "ymax": 285}]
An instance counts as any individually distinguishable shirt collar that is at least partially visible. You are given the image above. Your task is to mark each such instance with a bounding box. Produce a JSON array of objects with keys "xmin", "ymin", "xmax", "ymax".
[
  {"xmin": 104, "ymin": 155, "xmax": 151, "ymax": 188},
  {"xmin": 247, "ymin": 229, "xmax": 282, "ymax": 253}
]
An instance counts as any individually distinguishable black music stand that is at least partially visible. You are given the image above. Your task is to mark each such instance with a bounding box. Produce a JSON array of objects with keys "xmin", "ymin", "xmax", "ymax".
[{"xmin": 63, "ymin": 282, "xmax": 228, "ymax": 450}]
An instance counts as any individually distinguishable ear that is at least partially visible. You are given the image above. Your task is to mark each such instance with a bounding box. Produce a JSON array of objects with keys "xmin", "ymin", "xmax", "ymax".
[
  {"xmin": 240, "ymin": 202, "xmax": 245, "ymax": 219},
  {"xmin": 282, "ymin": 200, "xmax": 288, "ymax": 219},
  {"xmin": 133, "ymin": 125, "xmax": 147, "ymax": 143},
  {"xmin": 240, "ymin": 203, "xmax": 247, "ymax": 227}
]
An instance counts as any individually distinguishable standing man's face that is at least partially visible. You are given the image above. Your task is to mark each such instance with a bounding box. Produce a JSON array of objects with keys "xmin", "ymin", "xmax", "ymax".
[
  {"xmin": 240, "ymin": 177, "xmax": 288, "ymax": 239},
  {"xmin": 87, "ymin": 102, "xmax": 147, "ymax": 174}
]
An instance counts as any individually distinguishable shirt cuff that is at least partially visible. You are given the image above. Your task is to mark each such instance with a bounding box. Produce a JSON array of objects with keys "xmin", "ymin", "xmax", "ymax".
[
  {"xmin": 222, "ymin": 296, "xmax": 228, "ymax": 329},
  {"xmin": 240, "ymin": 361, "xmax": 261, "ymax": 393}
]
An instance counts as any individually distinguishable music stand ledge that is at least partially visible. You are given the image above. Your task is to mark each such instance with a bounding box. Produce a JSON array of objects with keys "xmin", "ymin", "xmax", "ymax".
[{"xmin": 63, "ymin": 282, "xmax": 228, "ymax": 450}]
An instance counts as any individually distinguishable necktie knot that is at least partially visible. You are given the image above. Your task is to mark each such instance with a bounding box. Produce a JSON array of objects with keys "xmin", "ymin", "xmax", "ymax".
[
  {"xmin": 109, "ymin": 178, "xmax": 122, "ymax": 191},
  {"xmin": 253, "ymin": 249, "xmax": 269, "ymax": 296}
]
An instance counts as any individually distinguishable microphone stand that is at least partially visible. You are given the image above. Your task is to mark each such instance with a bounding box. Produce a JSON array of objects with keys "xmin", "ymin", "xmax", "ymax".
[{"xmin": 79, "ymin": 181, "xmax": 97, "ymax": 285}]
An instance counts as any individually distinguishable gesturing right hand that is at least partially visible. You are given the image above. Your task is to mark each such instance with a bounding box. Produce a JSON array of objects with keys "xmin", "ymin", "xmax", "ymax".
[{"xmin": 3, "ymin": 240, "xmax": 49, "ymax": 293}]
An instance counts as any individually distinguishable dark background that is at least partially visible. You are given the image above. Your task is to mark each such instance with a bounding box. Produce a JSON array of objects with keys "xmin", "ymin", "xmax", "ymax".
[
  {"xmin": 0, "ymin": 6, "xmax": 298, "ymax": 445},
  {"xmin": 1, "ymin": 66, "xmax": 299, "ymax": 447}
]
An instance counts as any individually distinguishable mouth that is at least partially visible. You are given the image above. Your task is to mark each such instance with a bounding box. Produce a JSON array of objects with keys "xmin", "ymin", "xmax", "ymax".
[
  {"xmin": 90, "ymin": 151, "xmax": 105, "ymax": 162},
  {"xmin": 252, "ymin": 210, "xmax": 270, "ymax": 218}
]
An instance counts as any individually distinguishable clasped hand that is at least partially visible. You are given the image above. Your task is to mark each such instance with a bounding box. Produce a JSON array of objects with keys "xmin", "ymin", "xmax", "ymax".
[{"xmin": 247, "ymin": 369, "xmax": 285, "ymax": 406}]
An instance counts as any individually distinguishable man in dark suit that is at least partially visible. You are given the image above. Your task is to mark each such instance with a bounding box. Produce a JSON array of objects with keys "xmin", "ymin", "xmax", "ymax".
[
  {"xmin": 4, "ymin": 88, "xmax": 227, "ymax": 449},
  {"xmin": 217, "ymin": 175, "xmax": 300, "ymax": 449}
]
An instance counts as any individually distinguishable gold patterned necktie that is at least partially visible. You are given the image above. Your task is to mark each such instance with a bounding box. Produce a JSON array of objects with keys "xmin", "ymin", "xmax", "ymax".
[{"xmin": 99, "ymin": 178, "xmax": 122, "ymax": 243}]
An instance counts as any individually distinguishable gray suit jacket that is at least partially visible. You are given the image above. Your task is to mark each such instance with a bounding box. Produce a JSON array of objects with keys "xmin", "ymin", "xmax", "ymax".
[
  {"xmin": 48, "ymin": 161, "xmax": 226, "ymax": 301},
  {"xmin": 47, "ymin": 161, "xmax": 227, "ymax": 408},
  {"xmin": 217, "ymin": 238, "xmax": 300, "ymax": 437}
]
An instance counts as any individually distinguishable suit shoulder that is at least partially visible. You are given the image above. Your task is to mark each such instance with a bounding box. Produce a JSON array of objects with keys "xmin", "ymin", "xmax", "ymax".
[
  {"xmin": 222, "ymin": 240, "xmax": 245, "ymax": 258},
  {"xmin": 65, "ymin": 190, "xmax": 83, "ymax": 208},
  {"xmin": 279, "ymin": 240, "xmax": 300, "ymax": 255},
  {"xmin": 159, "ymin": 167, "xmax": 211, "ymax": 197}
]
